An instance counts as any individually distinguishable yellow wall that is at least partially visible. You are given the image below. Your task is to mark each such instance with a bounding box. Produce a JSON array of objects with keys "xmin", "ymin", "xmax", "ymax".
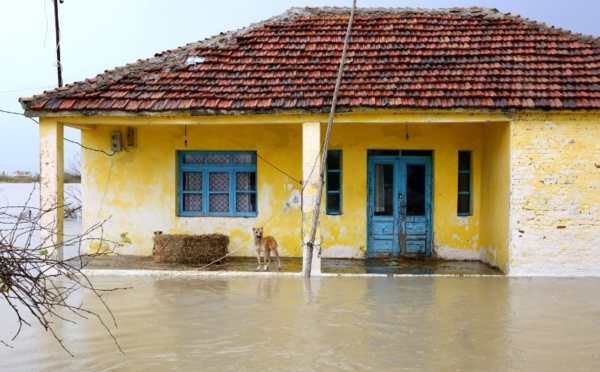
[
  {"xmin": 39, "ymin": 118, "xmax": 65, "ymax": 259},
  {"xmin": 81, "ymin": 123, "xmax": 303, "ymax": 256},
  {"xmin": 480, "ymin": 122, "xmax": 511, "ymax": 271},
  {"xmin": 508, "ymin": 113, "xmax": 600, "ymax": 275},
  {"xmin": 38, "ymin": 110, "xmax": 600, "ymax": 275},
  {"xmin": 73, "ymin": 111, "xmax": 512, "ymax": 266},
  {"xmin": 322, "ymin": 121, "xmax": 486, "ymax": 260}
]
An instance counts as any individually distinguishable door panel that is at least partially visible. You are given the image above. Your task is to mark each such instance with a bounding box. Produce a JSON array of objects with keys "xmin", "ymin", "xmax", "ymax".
[
  {"xmin": 405, "ymin": 221, "xmax": 426, "ymax": 235},
  {"xmin": 400, "ymin": 161, "xmax": 431, "ymax": 256},
  {"xmin": 372, "ymin": 221, "xmax": 394, "ymax": 235},
  {"xmin": 405, "ymin": 240, "xmax": 426, "ymax": 254},
  {"xmin": 368, "ymin": 155, "xmax": 432, "ymax": 258},
  {"xmin": 368, "ymin": 160, "xmax": 398, "ymax": 257}
]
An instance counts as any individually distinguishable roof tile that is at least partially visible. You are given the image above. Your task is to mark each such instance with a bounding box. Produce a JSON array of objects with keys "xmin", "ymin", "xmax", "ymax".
[{"xmin": 21, "ymin": 7, "xmax": 600, "ymax": 114}]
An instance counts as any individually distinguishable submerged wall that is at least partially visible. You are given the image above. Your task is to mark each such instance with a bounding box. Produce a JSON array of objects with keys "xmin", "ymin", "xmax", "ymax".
[{"xmin": 509, "ymin": 113, "xmax": 600, "ymax": 276}]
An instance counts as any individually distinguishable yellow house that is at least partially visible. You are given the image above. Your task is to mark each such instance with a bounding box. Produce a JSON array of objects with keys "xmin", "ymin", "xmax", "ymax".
[{"xmin": 21, "ymin": 7, "xmax": 600, "ymax": 275}]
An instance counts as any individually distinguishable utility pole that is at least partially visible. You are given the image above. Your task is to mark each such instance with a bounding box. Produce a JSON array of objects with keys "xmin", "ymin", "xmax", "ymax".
[
  {"xmin": 53, "ymin": 0, "xmax": 64, "ymax": 87},
  {"xmin": 304, "ymin": 0, "xmax": 357, "ymax": 278}
]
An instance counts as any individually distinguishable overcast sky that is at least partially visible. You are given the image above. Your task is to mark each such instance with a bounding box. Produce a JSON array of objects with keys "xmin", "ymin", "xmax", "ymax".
[{"xmin": 1, "ymin": 0, "xmax": 599, "ymax": 174}]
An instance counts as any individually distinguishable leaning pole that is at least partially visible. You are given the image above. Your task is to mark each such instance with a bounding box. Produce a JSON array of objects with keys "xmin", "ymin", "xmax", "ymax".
[{"xmin": 304, "ymin": 0, "xmax": 357, "ymax": 278}]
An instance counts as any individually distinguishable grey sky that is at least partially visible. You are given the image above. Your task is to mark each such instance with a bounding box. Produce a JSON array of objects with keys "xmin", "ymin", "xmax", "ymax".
[{"xmin": 1, "ymin": 0, "xmax": 599, "ymax": 174}]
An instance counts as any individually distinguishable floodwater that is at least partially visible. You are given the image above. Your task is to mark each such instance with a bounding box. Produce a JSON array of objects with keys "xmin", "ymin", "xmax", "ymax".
[
  {"xmin": 0, "ymin": 182, "xmax": 81, "ymax": 259},
  {"xmin": 0, "ymin": 182, "xmax": 80, "ymax": 210},
  {"xmin": 1, "ymin": 275, "xmax": 599, "ymax": 371},
  {"xmin": 0, "ymin": 182, "xmax": 82, "ymax": 212},
  {"xmin": 1, "ymin": 183, "xmax": 600, "ymax": 370}
]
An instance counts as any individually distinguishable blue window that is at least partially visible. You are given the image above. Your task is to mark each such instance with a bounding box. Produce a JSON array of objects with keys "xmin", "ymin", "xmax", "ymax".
[
  {"xmin": 178, "ymin": 151, "xmax": 257, "ymax": 216},
  {"xmin": 326, "ymin": 150, "xmax": 342, "ymax": 215},
  {"xmin": 457, "ymin": 151, "xmax": 472, "ymax": 216}
]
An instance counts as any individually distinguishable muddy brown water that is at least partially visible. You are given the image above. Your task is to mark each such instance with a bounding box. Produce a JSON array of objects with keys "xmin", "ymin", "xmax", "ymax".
[
  {"xmin": 1, "ymin": 275, "xmax": 599, "ymax": 371},
  {"xmin": 76, "ymin": 255, "xmax": 503, "ymax": 275},
  {"xmin": 3, "ymin": 184, "xmax": 597, "ymax": 369}
]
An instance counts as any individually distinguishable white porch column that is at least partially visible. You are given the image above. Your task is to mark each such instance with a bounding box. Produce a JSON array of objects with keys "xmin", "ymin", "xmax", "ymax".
[
  {"xmin": 302, "ymin": 121, "xmax": 322, "ymax": 276},
  {"xmin": 39, "ymin": 118, "xmax": 64, "ymax": 260}
]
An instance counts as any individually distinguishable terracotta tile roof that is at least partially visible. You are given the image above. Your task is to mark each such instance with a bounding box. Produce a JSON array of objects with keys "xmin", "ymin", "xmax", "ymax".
[{"xmin": 20, "ymin": 7, "xmax": 600, "ymax": 115}]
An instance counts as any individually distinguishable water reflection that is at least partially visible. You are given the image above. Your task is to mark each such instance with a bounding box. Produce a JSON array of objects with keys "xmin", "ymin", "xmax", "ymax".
[{"xmin": 1, "ymin": 276, "xmax": 599, "ymax": 371}]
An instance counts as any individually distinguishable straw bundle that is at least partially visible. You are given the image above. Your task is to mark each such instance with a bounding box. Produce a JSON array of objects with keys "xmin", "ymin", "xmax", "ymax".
[{"xmin": 152, "ymin": 234, "xmax": 229, "ymax": 264}]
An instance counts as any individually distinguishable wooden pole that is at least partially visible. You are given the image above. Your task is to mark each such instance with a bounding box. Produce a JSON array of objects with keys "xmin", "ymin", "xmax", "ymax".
[
  {"xmin": 304, "ymin": 0, "xmax": 357, "ymax": 278},
  {"xmin": 53, "ymin": 0, "xmax": 63, "ymax": 87}
]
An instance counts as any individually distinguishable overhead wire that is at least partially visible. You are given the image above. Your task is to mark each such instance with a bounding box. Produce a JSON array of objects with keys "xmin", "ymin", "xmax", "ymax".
[
  {"xmin": 0, "ymin": 108, "xmax": 114, "ymax": 157},
  {"xmin": 64, "ymin": 138, "xmax": 115, "ymax": 157},
  {"xmin": 257, "ymin": 153, "xmax": 302, "ymax": 185},
  {"xmin": 0, "ymin": 86, "xmax": 55, "ymax": 94},
  {"xmin": 5, "ymin": 0, "xmax": 355, "ymax": 279},
  {"xmin": 0, "ymin": 109, "xmax": 40, "ymax": 125},
  {"xmin": 43, "ymin": 0, "xmax": 50, "ymax": 48}
]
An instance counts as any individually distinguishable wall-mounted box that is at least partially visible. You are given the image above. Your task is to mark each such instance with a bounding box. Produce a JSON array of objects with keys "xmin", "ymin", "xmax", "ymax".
[
  {"xmin": 111, "ymin": 131, "xmax": 122, "ymax": 152},
  {"xmin": 127, "ymin": 127, "xmax": 137, "ymax": 147}
]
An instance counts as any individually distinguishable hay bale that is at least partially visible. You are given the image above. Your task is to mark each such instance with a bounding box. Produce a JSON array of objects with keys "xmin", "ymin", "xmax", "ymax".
[{"xmin": 153, "ymin": 234, "xmax": 229, "ymax": 264}]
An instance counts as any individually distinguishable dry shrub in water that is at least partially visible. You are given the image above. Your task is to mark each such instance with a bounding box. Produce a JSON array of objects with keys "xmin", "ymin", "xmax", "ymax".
[{"xmin": 0, "ymin": 199, "xmax": 124, "ymax": 355}]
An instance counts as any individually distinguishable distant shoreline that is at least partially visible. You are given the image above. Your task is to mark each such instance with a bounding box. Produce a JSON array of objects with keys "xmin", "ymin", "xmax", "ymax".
[{"xmin": 0, "ymin": 174, "xmax": 80, "ymax": 183}]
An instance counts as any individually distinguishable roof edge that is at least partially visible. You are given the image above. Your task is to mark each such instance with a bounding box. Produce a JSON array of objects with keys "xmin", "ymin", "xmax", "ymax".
[
  {"xmin": 20, "ymin": 6, "xmax": 324, "ymax": 111},
  {"xmin": 24, "ymin": 106, "xmax": 600, "ymax": 121},
  {"xmin": 20, "ymin": 6, "xmax": 600, "ymax": 113}
]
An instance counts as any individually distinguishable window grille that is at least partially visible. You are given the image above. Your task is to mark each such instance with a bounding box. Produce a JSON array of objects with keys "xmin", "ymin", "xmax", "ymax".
[{"xmin": 178, "ymin": 151, "xmax": 257, "ymax": 216}]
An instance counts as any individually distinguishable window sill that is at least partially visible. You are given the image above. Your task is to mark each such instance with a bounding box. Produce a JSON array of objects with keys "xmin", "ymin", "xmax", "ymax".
[{"xmin": 179, "ymin": 213, "xmax": 257, "ymax": 218}]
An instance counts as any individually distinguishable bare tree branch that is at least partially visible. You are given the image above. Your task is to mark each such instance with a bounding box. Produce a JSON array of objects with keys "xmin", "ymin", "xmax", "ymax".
[
  {"xmin": 0, "ymin": 201, "xmax": 126, "ymax": 355},
  {"xmin": 64, "ymin": 185, "xmax": 81, "ymax": 220}
]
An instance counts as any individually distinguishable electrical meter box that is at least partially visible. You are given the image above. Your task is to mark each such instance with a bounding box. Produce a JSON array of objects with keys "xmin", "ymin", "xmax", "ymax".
[
  {"xmin": 127, "ymin": 127, "xmax": 137, "ymax": 147},
  {"xmin": 110, "ymin": 131, "xmax": 122, "ymax": 152}
]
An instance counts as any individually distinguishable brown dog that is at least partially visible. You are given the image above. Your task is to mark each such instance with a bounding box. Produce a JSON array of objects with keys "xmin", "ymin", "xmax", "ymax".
[{"xmin": 252, "ymin": 227, "xmax": 281, "ymax": 271}]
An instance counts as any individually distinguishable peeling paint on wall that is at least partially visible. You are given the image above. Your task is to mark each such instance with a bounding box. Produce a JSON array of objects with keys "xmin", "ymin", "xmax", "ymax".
[
  {"xmin": 70, "ymin": 111, "xmax": 598, "ymax": 275},
  {"xmin": 81, "ymin": 123, "xmax": 303, "ymax": 257},
  {"xmin": 79, "ymin": 116, "xmax": 503, "ymax": 263},
  {"xmin": 509, "ymin": 114, "xmax": 600, "ymax": 276},
  {"xmin": 321, "ymin": 245, "xmax": 364, "ymax": 258},
  {"xmin": 435, "ymin": 244, "xmax": 481, "ymax": 261}
]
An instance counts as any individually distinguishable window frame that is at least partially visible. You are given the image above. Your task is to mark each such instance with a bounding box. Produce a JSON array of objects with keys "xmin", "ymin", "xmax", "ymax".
[
  {"xmin": 457, "ymin": 150, "xmax": 472, "ymax": 216},
  {"xmin": 178, "ymin": 151, "xmax": 257, "ymax": 217},
  {"xmin": 326, "ymin": 150, "xmax": 343, "ymax": 215}
]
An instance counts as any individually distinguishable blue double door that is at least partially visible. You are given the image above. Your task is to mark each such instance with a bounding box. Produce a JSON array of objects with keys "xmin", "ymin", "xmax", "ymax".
[{"xmin": 367, "ymin": 154, "xmax": 432, "ymax": 258}]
